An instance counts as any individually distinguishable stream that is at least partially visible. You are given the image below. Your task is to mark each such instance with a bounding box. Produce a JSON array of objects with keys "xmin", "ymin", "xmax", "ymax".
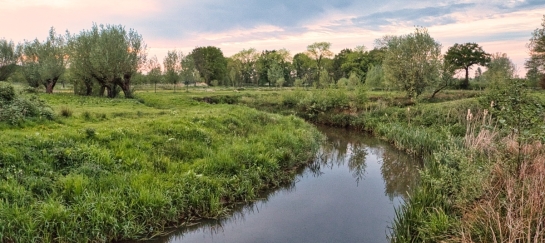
[{"xmin": 143, "ymin": 126, "xmax": 420, "ymax": 243}]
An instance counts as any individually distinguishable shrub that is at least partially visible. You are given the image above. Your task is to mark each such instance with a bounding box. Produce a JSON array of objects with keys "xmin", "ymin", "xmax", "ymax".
[{"xmin": 0, "ymin": 82, "xmax": 16, "ymax": 103}]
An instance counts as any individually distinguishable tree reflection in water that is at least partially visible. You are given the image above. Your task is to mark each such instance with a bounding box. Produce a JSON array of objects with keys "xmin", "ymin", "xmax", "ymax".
[
  {"xmin": 138, "ymin": 125, "xmax": 420, "ymax": 243},
  {"xmin": 316, "ymin": 125, "xmax": 420, "ymax": 199}
]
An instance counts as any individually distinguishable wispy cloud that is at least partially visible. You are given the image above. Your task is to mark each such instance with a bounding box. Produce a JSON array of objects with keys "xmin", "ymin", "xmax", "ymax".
[{"xmin": 1, "ymin": 0, "xmax": 544, "ymax": 76}]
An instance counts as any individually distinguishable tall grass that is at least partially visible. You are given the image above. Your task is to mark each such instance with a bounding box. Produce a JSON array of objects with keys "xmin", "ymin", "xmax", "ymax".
[{"xmin": 0, "ymin": 92, "xmax": 323, "ymax": 242}]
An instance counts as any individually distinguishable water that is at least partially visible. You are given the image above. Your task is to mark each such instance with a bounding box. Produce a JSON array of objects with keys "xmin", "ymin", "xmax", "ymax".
[{"xmin": 143, "ymin": 126, "xmax": 420, "ymax": 243}]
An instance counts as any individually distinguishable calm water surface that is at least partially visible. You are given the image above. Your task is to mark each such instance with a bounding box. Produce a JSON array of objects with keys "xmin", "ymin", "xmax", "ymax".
[{"xmin": 144, "ymin": 126, "xmax": 420, "ymax": 243}]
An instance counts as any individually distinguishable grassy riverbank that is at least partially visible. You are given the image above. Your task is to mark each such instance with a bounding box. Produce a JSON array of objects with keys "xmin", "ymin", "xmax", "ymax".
[
  {"xmin": 0, "ymin": 86, "xmax": 323, "ymax": 242},
  {"xmin": 208, "ymin": 87, "xmax": 545, "ymax": 242}
]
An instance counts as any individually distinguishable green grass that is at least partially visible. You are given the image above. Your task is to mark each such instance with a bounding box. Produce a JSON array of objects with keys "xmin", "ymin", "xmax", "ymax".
[{"xmin": 0, "ymin": 91, "xmax": 323, "ymax": 242}]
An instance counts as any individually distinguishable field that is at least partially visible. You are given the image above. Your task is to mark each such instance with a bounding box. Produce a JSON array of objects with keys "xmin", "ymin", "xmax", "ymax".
[
  {"xmin": 2, "ymin": 81, "xmax": 545, "ymax": 242},
  {"xmin": 0, "ymin": 84, "xmax": 323, "ymax": 242}
]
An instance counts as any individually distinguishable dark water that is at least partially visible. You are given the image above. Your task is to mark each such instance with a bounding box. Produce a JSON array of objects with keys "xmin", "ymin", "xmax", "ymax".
[{"xmin": 143, "ymin": 126, "xmax": 420, "ymax": 243}]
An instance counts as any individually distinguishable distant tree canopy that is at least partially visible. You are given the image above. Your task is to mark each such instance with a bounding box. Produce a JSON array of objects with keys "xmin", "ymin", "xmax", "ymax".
[
  {"xmin": 68, "ymin": 24, "xmax": 146, "ymax": 98},
  {"xmin": 483, "ymin": 53, "xmax": 516, "ymax": 86},
  {"xmin": 256, "ymin": 49, "xmax": 291, "ymax": 87},
  {"xmin": 0, "ymin": 39, "xmax": 19, "ymax": 81},
  {"xmin": 20, "ymin": 27, "xmax": 67, "ymax": 93},
  {"xmin": 527, "ymin": 15, "xmax": 545, "ymax": 89},
  {"xmin": 444, "ymin": 42, "xmax": 490, "ymax": 89},
  {"xmin": 190, "ymin": 46, "xmax": 227, "ymax": 86},
  {"xmin": 163, "ymin": 50, "xmax": 182, "ymax": 92},
  {"xmin": 382, "ymin": 27, "xmax": 442, "ymax": 99}
]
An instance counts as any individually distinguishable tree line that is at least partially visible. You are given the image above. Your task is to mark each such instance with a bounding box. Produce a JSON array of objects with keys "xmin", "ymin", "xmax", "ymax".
[{"xmin": 1, "ymin": 17, "xmax": 545, "ymax": 98}]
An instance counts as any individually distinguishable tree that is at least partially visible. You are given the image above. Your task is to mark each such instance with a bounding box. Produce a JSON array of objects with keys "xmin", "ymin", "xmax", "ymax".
[
  {"xmin": 482, "ymin": 53, "xmax": 516, "ymax": 86},
  {"xmin": 180, "ymin": 54, "xmax": 198, "ymax": 89},
  {"xmin": 527, "ymin": 15, "xmax": 545, "ymax": 88},
  {"xmin": 0, "ymin": 39, "xmax": 19, "ymax": 81},
  {"xmin": 147, "ymin": 55, "xmax": 162, "ymax": 93},
  {"xmin": 20, "ymin": 27, "xmax": 67, "ymax": 93},
  {"xmin": 365, "ymin": 65, "xmax": 385, "ymax": 90},
  {"xmin": 382, "ymin": 27, "xmax": 442, "ymax": 99},
  {"xmin": 163, "ymin": 50, "xmax": 182, "ymax": 92},
  {"xmin": 293, "ymin": 52, "xmax": 315, "ymax": 85},
  {"xmin": 256, "ymin": 49, "xmax": 291, "ymax": 87},
  {"xmin": 306, "ymin": 42, "xmax": 333, "ymax": 83},
  {"xmin": 190, "ymin": 46, "xmax": 227, "ymax": 86},
  {"xmin": 68, "ymin": 24, "xmax": 147, "ymax": 98},
  {"xmin": 444, "ymin": 42, "xmax": 490, "ymax": 89},
  {"xmin": 231, "ymin": 48, "xmax": 258, "ymax": 85}
]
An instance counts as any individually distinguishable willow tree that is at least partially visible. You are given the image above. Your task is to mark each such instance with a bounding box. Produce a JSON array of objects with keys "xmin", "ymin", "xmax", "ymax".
[
  {"xmin": 68, "ymin": 24, "xmax": 146, "ymax": 98},
  {"xmin": 0, "ymin": 39, "xmax": 19, "ymax": 81},
  {"xmin": 382, "ymin": 27, "xmax": 442, "ymax": 99},
  {"xmin": 20, "ymin": 27, "xmax": 67, "ymax": 93}
]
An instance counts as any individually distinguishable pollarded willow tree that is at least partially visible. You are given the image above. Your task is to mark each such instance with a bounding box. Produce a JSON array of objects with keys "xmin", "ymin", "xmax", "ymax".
[
  {"xmin": 444, "ymin": 42, "xmax": 490, "ymax": 89},
  {"xmin": 0, "ymin": 39, "xmax": 19, "ymax": 81},
  {"xmin": 68, "ymin": 24, "xmax": 146, "ymax": 98},
  {"xmin": 382, "ymin": 27, "xmax": 442, "ymax": 99},
  {"xmin": 20, "ymin": 27, "xmax": 67, "ymax": 93}
]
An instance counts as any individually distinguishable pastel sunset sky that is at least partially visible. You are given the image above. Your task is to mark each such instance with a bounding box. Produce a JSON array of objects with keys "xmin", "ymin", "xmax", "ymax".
[{"xmin": 1, "ymin": 0, "xmax": 544, "ymax": 76}]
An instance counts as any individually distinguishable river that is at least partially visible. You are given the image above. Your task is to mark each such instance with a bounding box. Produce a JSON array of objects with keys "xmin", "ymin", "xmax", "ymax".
[{"xmin": 142, "ymin": 126, "xmax": 420, "ymax": 243}]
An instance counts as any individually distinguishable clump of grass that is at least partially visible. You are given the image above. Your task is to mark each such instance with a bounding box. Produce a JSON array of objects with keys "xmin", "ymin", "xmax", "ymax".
[
  {"xmin": 81, "ymin": 111, "xmax": 92, "ymax": 120},
  {"xmin": 461, "ymin": 139, "xmax": 545, "ymax": 242},
  {"xmin": 59, "ymin": 106, "xmax": 73, "ymax": 117}
]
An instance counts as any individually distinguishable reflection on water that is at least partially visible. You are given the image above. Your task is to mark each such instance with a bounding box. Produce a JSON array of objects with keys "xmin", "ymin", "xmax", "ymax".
[{"xmin": 138, "ymin": 126, "xmax": 421, "ymax": 243}]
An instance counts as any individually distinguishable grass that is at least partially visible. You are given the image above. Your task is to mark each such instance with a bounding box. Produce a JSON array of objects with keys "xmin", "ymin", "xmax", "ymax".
[
  {"xmin": 206, "ymin": 85, "xmax": 545, "ymax": 242},
  {"xmin": 0, "ymin": 90, "xmax": 323, "ymax": 242}
]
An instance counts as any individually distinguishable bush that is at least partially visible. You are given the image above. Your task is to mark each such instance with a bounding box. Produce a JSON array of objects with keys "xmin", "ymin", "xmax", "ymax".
[
  {"xmin": 0, "ymin": 83, "xmax": 55, "ymax": 125},
  {"xmin": 0, "ymin": 82, "xmax": 15, "ymax": 103}
]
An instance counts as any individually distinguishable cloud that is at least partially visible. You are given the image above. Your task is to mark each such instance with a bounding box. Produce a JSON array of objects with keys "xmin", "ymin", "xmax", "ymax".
[{"xmin": 350, "ymin": 3, "xmax": 473, "ymax": 29}]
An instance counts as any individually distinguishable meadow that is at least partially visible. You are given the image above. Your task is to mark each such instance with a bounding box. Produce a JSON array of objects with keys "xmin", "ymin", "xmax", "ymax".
[
  {"xmin": 190, "ymin": 84, "xmax": 545, "ymax": 242},
  {"xmin": 2, "ymin": 81, "xmax": 545, "ymax": 242},
  {"xmin": 0, "ymin": 83, "xmax": 323, "ymax": 242}
]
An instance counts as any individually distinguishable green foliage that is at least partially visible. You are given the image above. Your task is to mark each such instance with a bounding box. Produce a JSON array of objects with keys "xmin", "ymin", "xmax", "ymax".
[
  {"xmin": 526, "ymin": 15, "xmax": 545, "ymax": 80},
  {"xmin": 68, "ymin": 23, "xmax": 146, "ymax": 98},
  {"xmin": 0, "ymin": 81, "xmax": 15, "ymax": 103},
  {"xmin": 383, "ymin": 27, "xmax": 442, "ymax": 99},
  {"xmin": 482, "ymin": 53, "xmax": 516, "ymax": 87},
  {"xmin": 20, "ymin": 27, "xmax": 67, "ymax": 93},
  {"xmin": 0, "ymin": 82, "xmax": 55, "ymax": 125},
  {"xmin": 0, "ymin": 39, "xmax": 19, "ymax": 81},
  {"xmin": 444, "ymin": 43, "xmax": 490, "ymax": 89},
  {"xmin": 163, "ymin": 50, "xmax": 182, "ymax": 91},
  {"xmin": 365, "ymin": 65, "xmax": 385, "ymax": 90},
  {"xmin": 0, "ymin": 92, "xmax": 322, "ymax": 242},
  {"xmin": 190, "ymin": 46, "xmax": 227, "ymax": 86},
  {"xmin": 59, "ymin": 107, "xmax": 73, "ymax": 117}
]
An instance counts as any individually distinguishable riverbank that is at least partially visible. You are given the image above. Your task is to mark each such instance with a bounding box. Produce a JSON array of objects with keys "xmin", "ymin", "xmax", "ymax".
[
  {"xmin": 0, "ymin": 89, "xmax": 323, "ymax": 242},
  {"xmin": 204, "ymin": 87, "xmax": 545, "ymax": 242}
]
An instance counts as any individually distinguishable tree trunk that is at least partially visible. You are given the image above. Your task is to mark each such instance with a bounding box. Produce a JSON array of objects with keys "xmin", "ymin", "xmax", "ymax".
[
  {"xmin": 462, "ymin": 67, "xmax": 469, "ymax": 89},
  {"xmin": 44, "ymin": 77, "xmax": 58, "ymax": 94},
  {"xmin": 120, "ymin": 73, "xmax": 133, "ymax": 98},
  {"xmin": 85, "ymin": 80, "xmax": 93, "ymax": 96},
  {"xmin": 100, "ymin": 85, "xmax": 106, "ymax": 97}
]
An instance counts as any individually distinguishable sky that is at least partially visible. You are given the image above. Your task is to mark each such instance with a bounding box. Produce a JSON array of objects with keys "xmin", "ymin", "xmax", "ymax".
[{"xmin": 1, "ymin": 0, "xmax": 544, "ymax": 77}]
